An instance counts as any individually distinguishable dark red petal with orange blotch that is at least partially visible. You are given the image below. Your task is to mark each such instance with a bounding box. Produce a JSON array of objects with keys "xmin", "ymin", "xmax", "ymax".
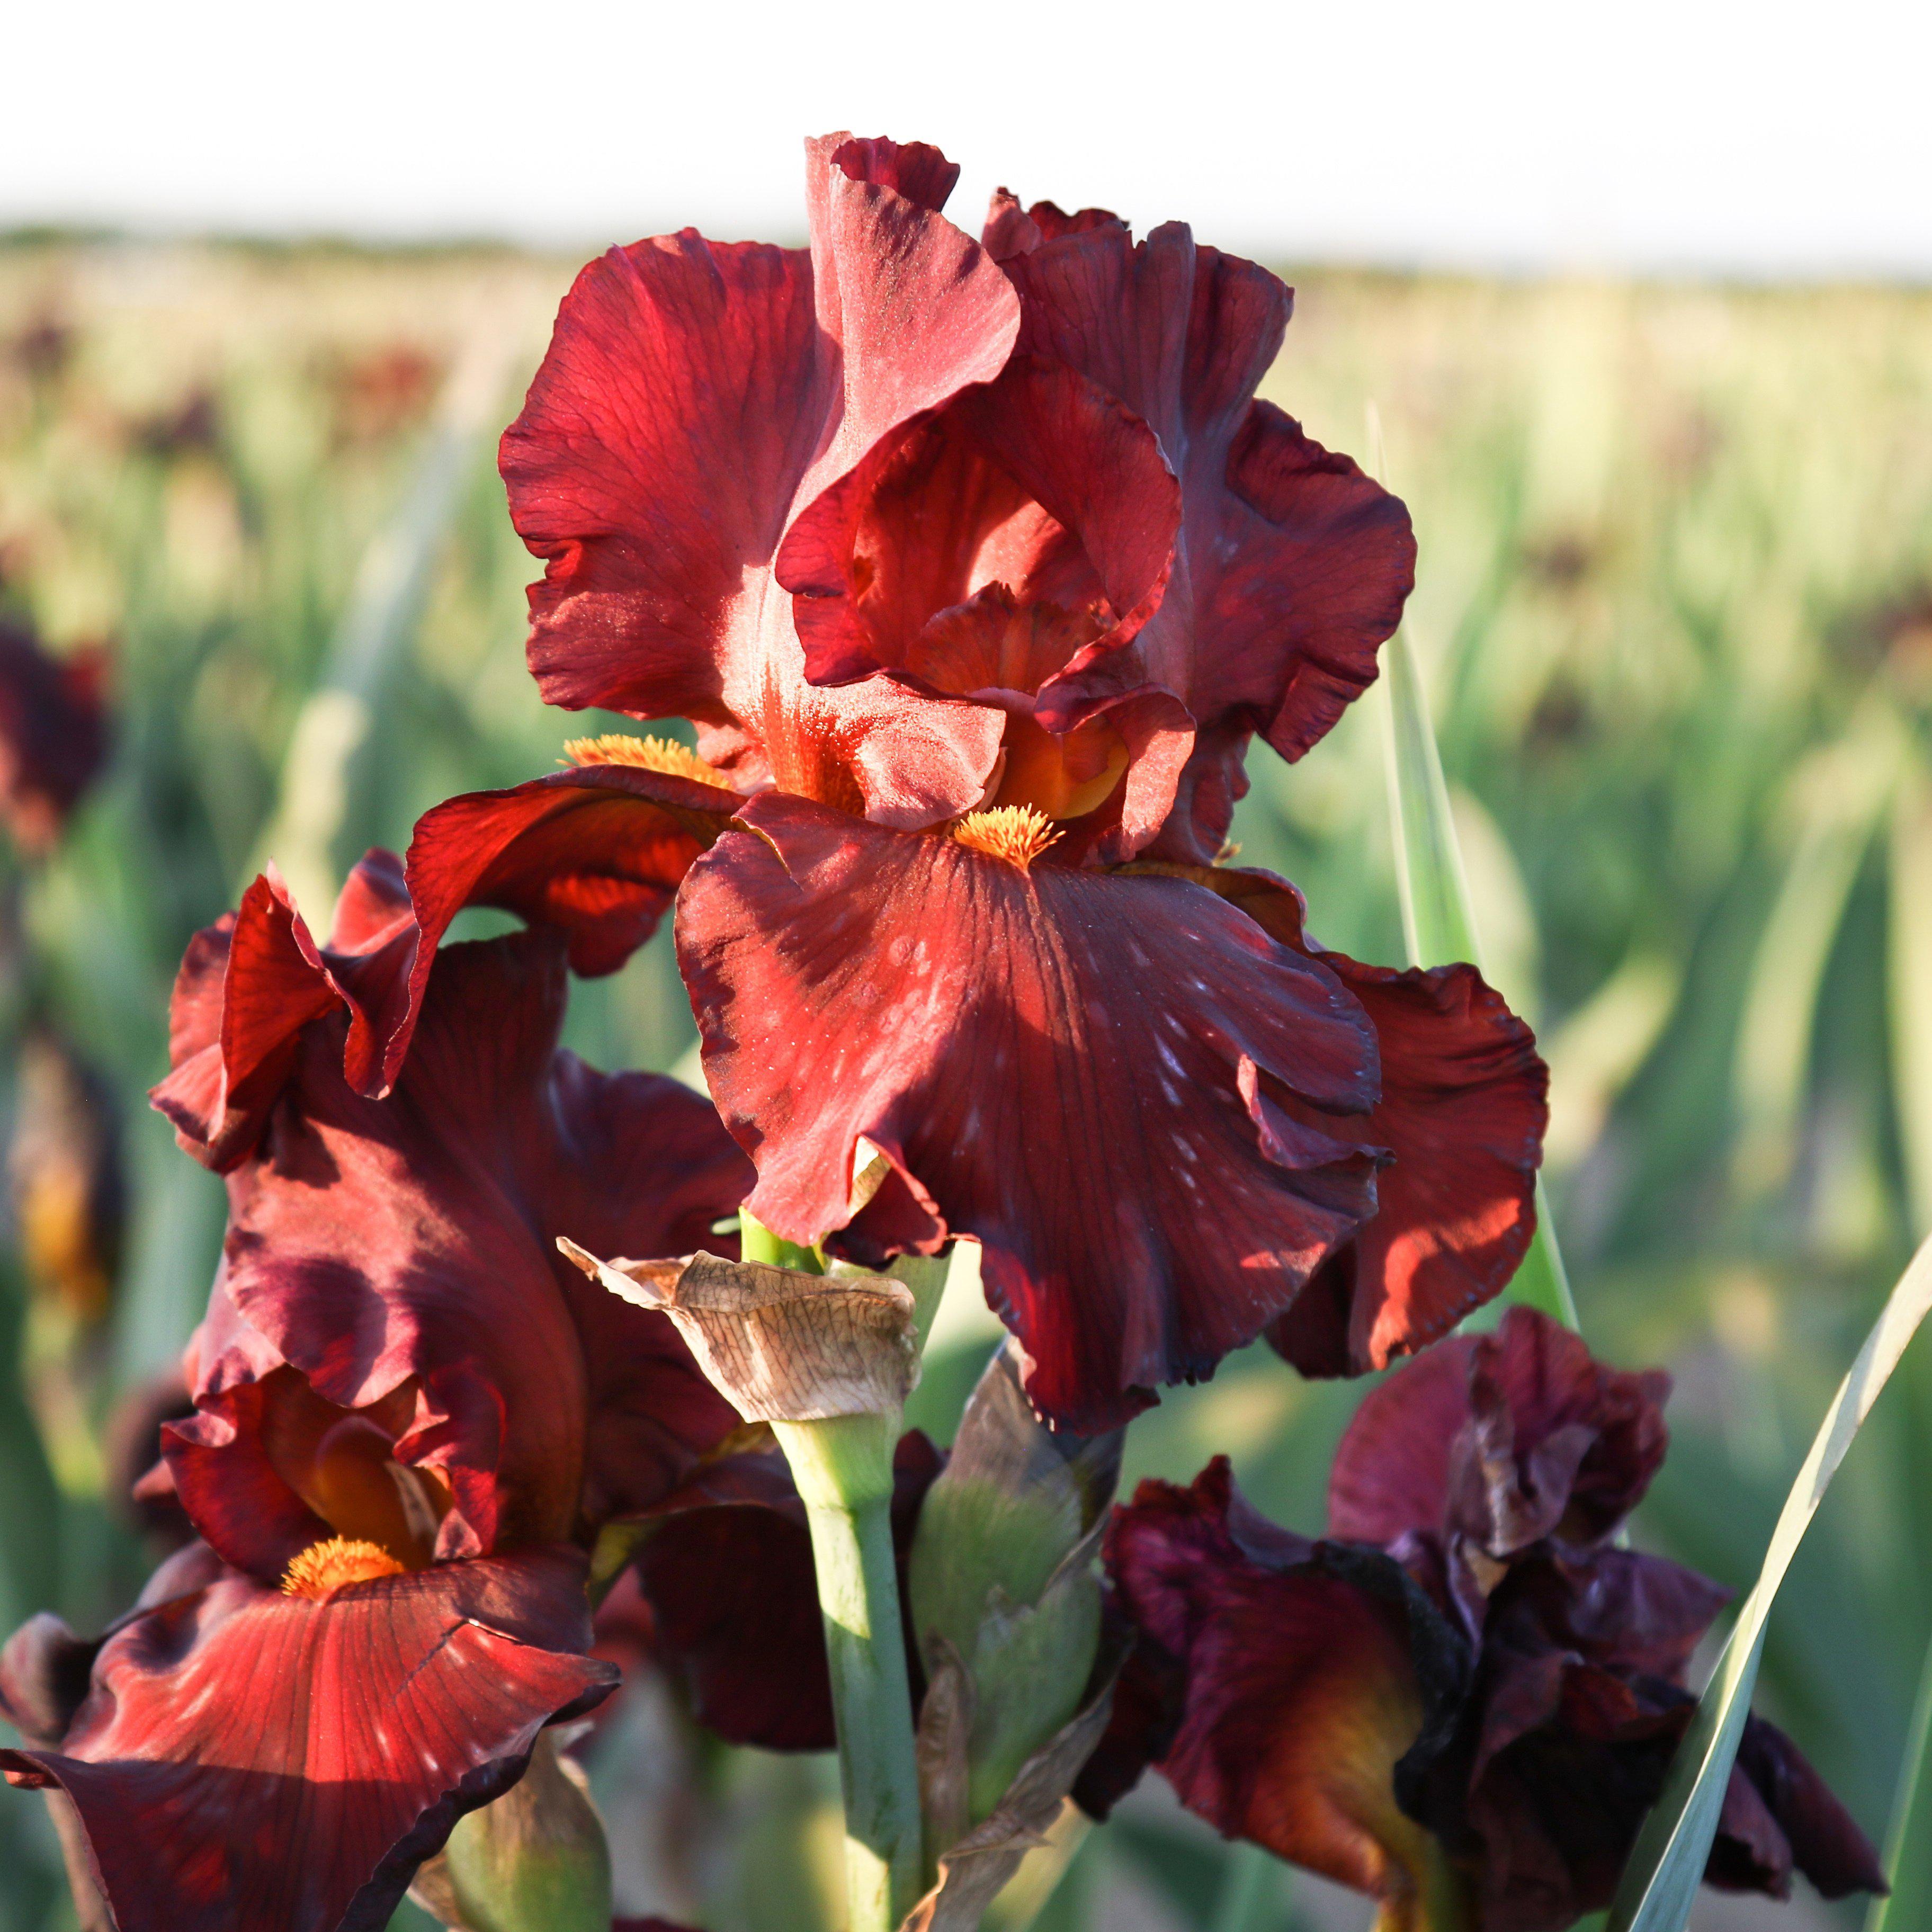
[
  {"xmin": 0, "ymin": 1549, "xmax": 613, "ymax": 1932},
  {"xmin": 678, "ymin": 794, "xmax": 1381, "ymax": 1430},
  {"xmin": 633, "ymin": 1433, "xmax": 943, "ymax": 1752},
  {"xmin": 1328, "ymin": 1308, "xmax": 1668, "ymax": 1553},
  {"xmin": 1104, "ymin": 1460, "xmax": 1466, "ymax": 1906},
  {"xmin": 997, "ymin": 222, "xmax": 1415, "ymax": 858},
  {"xmin": 1139, "ymin": 864, "xmax": 1546, "ymax": 1375},
  {"xmin": 169, "ymin": 932, "xmax": 744, "ymax": 1577},
  {"xmin": 503, "ymin": 136, "xmax": 1015, "ymax": 826}
]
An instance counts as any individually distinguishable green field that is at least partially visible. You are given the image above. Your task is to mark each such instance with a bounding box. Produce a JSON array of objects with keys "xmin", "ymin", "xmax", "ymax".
[{"xmin": 2, "ymin": 241, "xmax": 1928, "ymax": 1930}]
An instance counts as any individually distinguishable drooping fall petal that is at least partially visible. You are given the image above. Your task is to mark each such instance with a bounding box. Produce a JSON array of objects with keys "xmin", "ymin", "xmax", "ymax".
[
  {"xmin": 677, "ymin": 793, "xmax": 1383, "ymax": 1429},
  {"xmin": 501, "ymin": 135, "xmax": 1016, "ymax": 825},
  {"xmin": 1133, "ymin": 863, "xmax": 1546, "ymax": 1375},
  {"xmin": 631, "ymin": 1432, "xmax": 943, "ymax": 1751},
  {"xmin": 165, "ymin": 928, "xmax": 745, "ymax": 1576},
  {"xmin": 1103, "ymin": 1460, "xmax": 1466, "ymax": 1908},
  {"xmin": 1, "ymin": 1549, "xmax": 613, "ymax": 1932}
]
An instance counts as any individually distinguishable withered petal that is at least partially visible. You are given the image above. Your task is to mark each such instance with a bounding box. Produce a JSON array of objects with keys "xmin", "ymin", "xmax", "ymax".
[{"xmin": 677, "ymin": 795, "xmax": 1383, "ymax": 1430}]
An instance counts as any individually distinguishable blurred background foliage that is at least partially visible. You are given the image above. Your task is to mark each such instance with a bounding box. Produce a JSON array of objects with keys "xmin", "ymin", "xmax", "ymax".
[{"xmin": 0, "ymin": 240, "xmax": 1928, "ymax": 1931}]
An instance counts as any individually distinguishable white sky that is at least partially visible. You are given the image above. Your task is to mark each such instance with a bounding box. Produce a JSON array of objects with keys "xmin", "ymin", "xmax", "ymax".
[{"xmin": 6, "ymin": 0, "xmax": 1930, "ymax": 277}]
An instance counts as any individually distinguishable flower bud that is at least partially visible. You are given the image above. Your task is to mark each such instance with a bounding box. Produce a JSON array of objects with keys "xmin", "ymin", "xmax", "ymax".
[
  {"xmin": 414, "ymin": 1732, "xmax": 612, "ymax": 1932},
  {"xmin": 907, "ymin": 1339, "xmax": 1121, "ymax": 1828}
]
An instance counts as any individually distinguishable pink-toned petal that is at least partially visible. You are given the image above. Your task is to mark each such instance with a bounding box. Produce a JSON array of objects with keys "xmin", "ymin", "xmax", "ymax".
[
  {"xmin": 677, "ymin": 795, "xmax": 1381, "ymax": 1429},
  {"xmin": 1329, "ymin": 1309, "xmax": 1670, "ymax": 1551},
  {"xmin": 1, "ymin": 1550, "xmax": 612, "ymax": 1932}
]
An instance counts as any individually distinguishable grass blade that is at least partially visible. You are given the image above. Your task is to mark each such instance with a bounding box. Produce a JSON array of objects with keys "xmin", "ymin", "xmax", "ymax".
[
  {"xmin": 1889, "ymin": 759, "xmax": 1932, "ymax": 1238},
  {"xmin": 1378, "ymin": 614, "xmax": 1579, "ymax": 1330},
  {"xmin": 1606, "ymin": 1232, "xmax": 1932, "ymax": 1932},
  {"xmin": 1867, "ymin": 1623, "xmax": 1932, "ymax": 1931}
]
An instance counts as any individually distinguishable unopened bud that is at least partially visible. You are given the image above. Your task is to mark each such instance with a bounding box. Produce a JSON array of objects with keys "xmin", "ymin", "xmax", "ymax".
[
  {"xmin": 414, "ymin": 1732, "xmax": 611, "ymax": 1932},
  {"xmin": 908, "ymin": 1339, "xmax": 1121, "ymax": 1826}
]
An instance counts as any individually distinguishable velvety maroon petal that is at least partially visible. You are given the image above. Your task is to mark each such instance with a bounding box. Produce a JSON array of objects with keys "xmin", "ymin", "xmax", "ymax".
[
  {"xmin": 678, "ymin": 794, "xmax": 1382, "ymax": 1429},
  {"xmin": 0, "ymin": 1549, "xmax": 613, "ymax": 1932},
  {"xmin": 169, "ymin": 932, "xmax": 745, "ymax": 1577},
  {"xmin": 0, "ymin": 616, "xmax": 109, "ymax": 851},
  {"xmin": 998, "ymin": 224, "xmax": 1414, "ymax": 857},
  {"xmin": 634, "ymin": 1433, "xmax": 942, "ymax": 1750},
  {"xmin": 981, "ymin": 193, "xmax": 1123, "ymax": 262},
  {"xmin": 503, "ymin": 136, "xmax": 1015, "ymax": 827},
  {"xmin": 1713, "ymin": 1715, "xmax": 1888, "ymax": 1900},
  {"xmin": 1104, "ymin": 1461, "xmax": 1464, "ymax": 1904},
  {"xmin": 1329, "ymin": 1309, "xmax": 1667, "ymax": 1552}
]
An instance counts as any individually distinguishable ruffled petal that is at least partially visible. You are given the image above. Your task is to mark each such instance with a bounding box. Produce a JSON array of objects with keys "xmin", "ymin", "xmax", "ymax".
[
  {"xmin": 386, "ymin": 763, "xmax": 737, "ymax": 1088},
  {"xmin": 1104, "ymin": 1460, "xmax": 1465, "ymax": 1908},
  {"xmin": 168, "ymin": 931, "xmax": 744, "ymax": 1576},
  {"xmin": 1329, "ymin": 1309, "xmax": 1668, "ymax": 1551},
  {"xmin": 502, "ymin": 135, "xmax": 1016, "ymax": 827},
  {"xmin": 677, "ymin": 794, "xmax": 1382, "ymax": 1429},
  {"xmin": 1136, "ymin": 864, "xmax": 1546, "ymax": 1374},
  {"xmin": 996, "ymin": 222, "xmax": 1415, "ymax": 856},
  {"xmin": 0, "ymin": 1549, "xmax": 613, "ymax": 1932}
]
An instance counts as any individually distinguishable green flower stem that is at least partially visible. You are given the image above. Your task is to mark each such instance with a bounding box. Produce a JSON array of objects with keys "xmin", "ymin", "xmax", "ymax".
[{"xmin": 772, "ymin": 1411, "xmax": 923, "ymax": 1932}]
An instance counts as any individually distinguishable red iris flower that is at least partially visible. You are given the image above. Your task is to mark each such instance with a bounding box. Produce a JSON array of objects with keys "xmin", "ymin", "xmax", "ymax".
[
  {"xmin": 0, "ymin": 615, "xmax": 108, "ymax": 853},
  {"xmin": 1091, "ymin": 1310, "xmax": 1885, "ymax": 1930},
  {"xmin": 2, "ymin": 853, "xmax": 751, "ymax": 1932},
  {"xmin": 399, "ymin": 131, "xmax": 1545, "ymax": 1429}
]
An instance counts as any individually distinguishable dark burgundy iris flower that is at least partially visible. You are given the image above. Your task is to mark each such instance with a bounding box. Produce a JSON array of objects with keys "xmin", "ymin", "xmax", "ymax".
[
  {"xmin": 392, "ymin": 131, "xmax": 1545, "ymax": 1430},
  {"xmin": 2, "ymin": 853, "xmax": 752, "ymax": 1932},
  {"xmin": 0, "ymin": 615, "xmax": 109, "ymax": 853},
  {"xmin": 1092, "ymin": 1310, "xmax": 1885, "ymax": 1930}
]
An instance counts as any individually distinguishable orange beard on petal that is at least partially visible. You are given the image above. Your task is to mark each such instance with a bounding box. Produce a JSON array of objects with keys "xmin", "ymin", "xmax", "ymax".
[{"xmin": 280, "ymin": 1535, "xmax": 407, "ymax": 1600}]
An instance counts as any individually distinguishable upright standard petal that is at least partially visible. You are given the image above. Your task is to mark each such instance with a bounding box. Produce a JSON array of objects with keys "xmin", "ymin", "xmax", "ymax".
[
  {"xmin": 502, "ymin": 136, "xmax": 1017, "ymax": 826},
  {"xmin": 1, "ymin": 1550, "xmax": 613, "ymax": 1932},
  {"xmin": 677, "ymin": 794, "xmax": 1382, "ymax": 1429},
  {"xmin": 1327, "ymin": 1308, "xmax": 1668, "ymax": 1553},
  {"xmin": 166, "ymin": 929, "xmax": 744, "ymax": 1577},
  {"xmin": 995, "ymin": 216, "xmax": 1416, "ymax": 856}
]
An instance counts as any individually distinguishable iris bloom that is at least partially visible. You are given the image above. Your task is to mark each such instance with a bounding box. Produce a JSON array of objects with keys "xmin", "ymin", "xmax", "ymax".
[
  {"xmin": 0, "ymin": 615, "xmax": 108, "ymax": 853},
  {"xmin": 2, "ymin": 853, "xmax": 750, "ymax": 1932},
  {"xmin": 400, "ymin": 131, "xmax": 1548, "ymax": 1429},
  {"xmin": 1093, "ymin": 1309, "xmax": 1885, "ymax": 1930}
]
